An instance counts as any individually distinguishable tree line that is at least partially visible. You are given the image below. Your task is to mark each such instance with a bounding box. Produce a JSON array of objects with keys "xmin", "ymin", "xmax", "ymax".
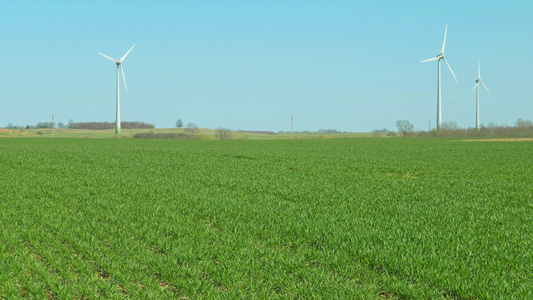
[
  {"xmin": 390, "ymin": 118, "xmax": 533, "ymax": 138},
  {"xmin": 67, "ymin": 121, "xmax": 155, "ymax": 130},
  {"xmin": 5, "ymin": 121, "xmax": 155, "ymax": 130}
]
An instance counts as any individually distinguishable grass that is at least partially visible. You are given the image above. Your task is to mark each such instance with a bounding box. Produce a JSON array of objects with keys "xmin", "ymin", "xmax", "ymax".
[{"xmin": 0, "ymin": 138, "xmax": 531, "ymax": 298}]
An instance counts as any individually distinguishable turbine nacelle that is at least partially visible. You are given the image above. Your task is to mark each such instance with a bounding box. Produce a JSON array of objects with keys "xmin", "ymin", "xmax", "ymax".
[{"xmin": 420, "ymin": 55, "xmax": 443, "ymax": 63}]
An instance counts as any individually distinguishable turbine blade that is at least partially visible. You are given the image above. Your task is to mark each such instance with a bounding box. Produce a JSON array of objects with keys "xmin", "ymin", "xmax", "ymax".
[
  {"xmin": 120, "ymin": 44, "xmax": 136, "ymax": 62},
  {"xmin": 440, "ymin": 25, "xmax": 448, "ymax": 54},
  {"xmin": 121, "ymin": 65, "xmax": 128, "ymax": 92},
  {"xmin": 478, "ymin": 60, "xmax": 481, "ymax": 78},
  {"xmin": 421, "ymin": 57, "xmax": 439, "ymax": 63},
  {"xmin": 443, "ymin": 57, "xmax": 458, "ymax": 83},
  {"xmin": 98, "ymin": 52, "xmax": 119, "ymax": 64},
  {"xmin": 472, "ymin": 83, "xmax": 479, "ymax": 91},
  {"xmin": 481, "ymin": 81, "xmax": 490, "ymax": 92}
]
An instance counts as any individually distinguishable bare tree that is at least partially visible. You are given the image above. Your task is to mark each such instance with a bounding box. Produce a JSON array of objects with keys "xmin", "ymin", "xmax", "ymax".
[
  {"xmin": 515, "ymin": 118, "xmax": 533, "ymax": 127},
  {"xmin": 215, "ymin": 127, "xmax": 232, "ymax": 140},
  {"xmin": 396, "ymin": 120, "xmax": 414, "ymax": 137},
  {"xmin": 185, "ymin": 123, "xmax": 199, "ymax": 139}
]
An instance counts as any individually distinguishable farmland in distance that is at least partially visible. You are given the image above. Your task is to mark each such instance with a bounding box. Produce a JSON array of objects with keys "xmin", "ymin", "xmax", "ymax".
[{"xmin": 0, "ymin": 138, "xmax": 531, "ymax": 299}]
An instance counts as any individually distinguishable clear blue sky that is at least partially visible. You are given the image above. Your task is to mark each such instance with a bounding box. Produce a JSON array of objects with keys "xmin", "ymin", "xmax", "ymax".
[{"xmin": 1, "ymin": 0, "xmax": 532, "ymax": 132}]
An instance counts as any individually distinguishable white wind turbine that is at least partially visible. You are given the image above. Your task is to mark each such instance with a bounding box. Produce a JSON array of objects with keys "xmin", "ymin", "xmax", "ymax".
[
  {"xmin": 421, "ymin": 25, "xmax": 458, "ymax": 130},
  {"xmin": 98, "ymin": 44, "xmax": 136, "ymax": 134},
  {"xmin": 472, "ymin": 60, "xmax": 489, "ymax": 130}
]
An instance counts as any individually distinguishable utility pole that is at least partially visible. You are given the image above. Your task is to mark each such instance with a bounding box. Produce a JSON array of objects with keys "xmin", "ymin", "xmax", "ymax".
[
  {"xmin": 291, "ymin": 116, "xmax": 294, "ymax": 139},
  {"xmin": 52, "ymin": 114, "xmax": 55, "ymax": 138}
]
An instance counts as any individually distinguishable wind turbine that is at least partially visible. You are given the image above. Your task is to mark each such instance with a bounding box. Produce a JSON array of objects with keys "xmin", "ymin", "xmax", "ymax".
[
  {"xmin": 472, "ymin": 60, "xmax": 489, "ymax": 130},
  {"xmin": 98, "ymin": 44, "xmax": 136, "ymax": 134},
  {"xmin": 421, "ymin": 25, "xmax": 458, "ymax": 130}
]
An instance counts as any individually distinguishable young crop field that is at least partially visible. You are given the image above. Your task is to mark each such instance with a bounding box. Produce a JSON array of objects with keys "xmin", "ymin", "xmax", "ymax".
[{"xmin": 0, "ymin": 138, "xmax": 531, "ymax": 299}]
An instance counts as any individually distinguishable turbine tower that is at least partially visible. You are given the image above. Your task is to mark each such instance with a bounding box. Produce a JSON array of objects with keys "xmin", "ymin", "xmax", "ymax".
[
  {"xmin": 421, "ymin": 25, "xmax": 458, "ymax": 130},
  {"xmin": 98, "ymin": 44, "xmax": 136, "ymax": 134},
  {"xmin": 472, "ymin": 60, "xmax": 490, "ymax": 130}
]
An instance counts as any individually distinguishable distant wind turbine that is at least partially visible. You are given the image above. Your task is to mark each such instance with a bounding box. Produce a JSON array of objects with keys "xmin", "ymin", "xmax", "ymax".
[
  {"xmin": 421, "ymin": 25, "xmax": 458, "ymax": 130},
  {"xmin": 472, "ymin": 60, "xmax": 490, "ymax": 130},
  {"xmin": 98, "ymin": 44, "xmax": 136, "ymax": 134}
]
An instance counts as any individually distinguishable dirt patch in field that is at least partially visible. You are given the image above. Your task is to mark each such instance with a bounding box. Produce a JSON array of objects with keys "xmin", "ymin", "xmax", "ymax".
[{"xmin": 461, "ymin": 138, "xmax": 533, "ymax": 142}]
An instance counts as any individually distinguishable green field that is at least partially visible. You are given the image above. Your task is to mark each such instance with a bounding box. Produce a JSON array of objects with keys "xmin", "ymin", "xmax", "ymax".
[{"xmin": 0, "ymin": 138, "xmax": 531, "ymax": 299}]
